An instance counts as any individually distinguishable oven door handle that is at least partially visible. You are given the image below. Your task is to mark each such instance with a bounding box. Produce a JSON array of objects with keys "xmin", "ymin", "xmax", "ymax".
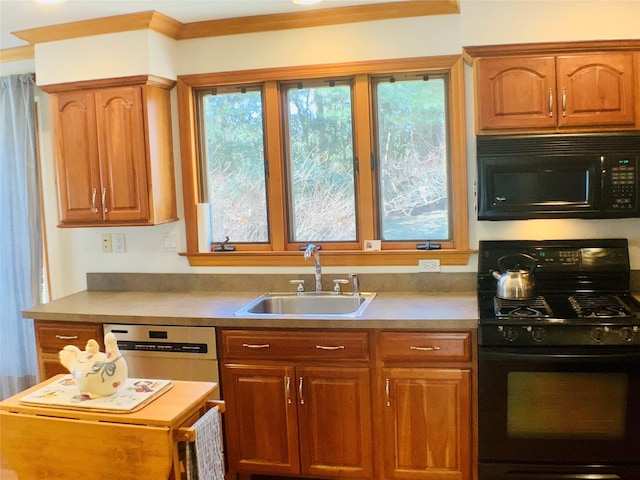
[
  {"xmin": 480, "ymin": 349, "xmax": 640, "ymax": 363},
  {"xmin": 507, "ymin": 474, "xmax": 621, "ymax": 480}
]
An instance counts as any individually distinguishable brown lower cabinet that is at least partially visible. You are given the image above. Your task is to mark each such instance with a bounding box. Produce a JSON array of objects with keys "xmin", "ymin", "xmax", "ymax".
[
  {"xmin": 34, "ymin": 320, "xmax": 104, "ymax": 380},
  {"xmin": 221, "ymin": 330, "xmax": 373, "ymax": 479},
  {"xmin": 220, "ymin": 329, "xmax": 475, "ymax": 480}
]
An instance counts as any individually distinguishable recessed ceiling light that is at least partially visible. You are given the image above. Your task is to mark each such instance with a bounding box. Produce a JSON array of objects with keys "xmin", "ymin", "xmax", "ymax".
[{"xmin": 293, "ymin": 0, "xmax": 323, "ymax": 5}]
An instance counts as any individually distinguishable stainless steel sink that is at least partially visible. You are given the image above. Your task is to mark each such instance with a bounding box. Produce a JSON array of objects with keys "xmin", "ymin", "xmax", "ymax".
[{"xmin": 234, "ymin": 292, "xmax": 376, "ymax": 317}]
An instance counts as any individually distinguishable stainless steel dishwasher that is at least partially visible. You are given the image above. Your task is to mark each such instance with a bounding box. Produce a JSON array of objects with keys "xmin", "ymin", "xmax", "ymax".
[{"xmin": 103, "ymin": 324, "xmax": 220, "ymax": 399}]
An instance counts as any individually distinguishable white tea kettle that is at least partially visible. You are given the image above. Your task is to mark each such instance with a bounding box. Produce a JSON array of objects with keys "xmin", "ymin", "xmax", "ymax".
[{"xmin": 491, "ymin": 253, "xmax": 537, "ymax": 300}]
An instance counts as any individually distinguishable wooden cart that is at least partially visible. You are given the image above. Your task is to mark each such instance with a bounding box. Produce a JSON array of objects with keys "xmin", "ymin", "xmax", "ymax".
[{"xmin": 0, "ymin": 375, "xmax": 221, "ymax": 480}]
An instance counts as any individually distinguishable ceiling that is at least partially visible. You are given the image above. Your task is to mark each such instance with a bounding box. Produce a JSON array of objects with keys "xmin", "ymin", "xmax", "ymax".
[{"xmin": 0, "ymin": 0, "xmax": 405, "ymax": 50}]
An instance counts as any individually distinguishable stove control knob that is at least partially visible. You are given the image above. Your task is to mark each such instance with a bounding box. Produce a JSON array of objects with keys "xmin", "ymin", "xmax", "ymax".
[
  {"xmin": 590, "ymin": 327, "xmax": 609, "ymax": 343},
  {"xmin": 530, "ymin": 327, "xmax": 547, "ymax": 343},
  {"xmin": 499, "ymin": 326, "xmax": 519, "ymax": 342},
  {"xmin": 620, "ymin": 327, "xmax": 635, "ymax": 343}
]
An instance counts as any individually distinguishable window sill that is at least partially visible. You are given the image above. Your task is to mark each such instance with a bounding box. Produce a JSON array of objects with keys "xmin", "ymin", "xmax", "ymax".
[{"xmin": 182, "ymin": 249, "xmax": 475, "ymax": 267}]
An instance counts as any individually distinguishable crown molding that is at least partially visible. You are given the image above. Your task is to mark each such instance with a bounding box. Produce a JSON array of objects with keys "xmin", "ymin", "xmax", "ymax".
[
  {"xmin": 0, "ymin": 45, "xmax": 35, "ymax": 63},
  {"xmin": 180, "ymin": 0, "xmax": 459, "ymax": 39},
  {"xmin": 12, "ymin": 10, "xmax": 182, "ymax": 46},
  {"xmin": 2, "ymin": 0, "xmax": 459, "ymax": 62}
]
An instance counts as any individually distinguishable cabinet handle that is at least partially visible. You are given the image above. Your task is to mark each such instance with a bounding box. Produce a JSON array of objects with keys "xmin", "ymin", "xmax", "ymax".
[
  {"xmin": 102, "ymin": 188, "xmax": 108, "ymax": 213},
  {"xmin": 385, "ymin": 378, "xmax": 391, "ymax": 407},
  {"xmin": 285, "ymin": 376, "xmax": 292, "ymax": 404},
  {"xmin": 562, "ymin": 87, "xmax": 566, "ymax": 117},
  {"xmin": 410, "ymin": 345, "xmax": 441, "ymax": 351},
  {"xmin": 241, "ymin": 343, "xmax": 270, "ymax": 349},
  {"xmin": 298, "ymin": 377, "xmax": 304, "ymax": 405},
  {"xmin": 315, "ymin": 345, "xmax": 345, "ymax": 350},
  {"xmin": 91, "ymin": 188, "xmax": 98, "ymax": 213},
  {"xmin": 548, "ymin": 88, "xmax": 553, "ymax": 118},
  {"xmin": 55, "ymin": 334, "xmax": 79, "ymax": 340}
]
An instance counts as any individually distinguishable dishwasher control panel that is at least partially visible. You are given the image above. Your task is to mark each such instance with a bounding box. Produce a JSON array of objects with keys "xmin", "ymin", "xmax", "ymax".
[
  {"xmin": 103, "ymin": 324, "xmax": 217, "ymax": 359},
  {"xmin": 117, "ymin": 340, "xmax": 210, "ymax": 354}
]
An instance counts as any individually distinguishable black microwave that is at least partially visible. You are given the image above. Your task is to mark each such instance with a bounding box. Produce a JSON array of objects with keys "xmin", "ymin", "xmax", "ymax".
[{"xmin": 477, "ymin": 134, "xmax": 640, "ymax": 220}]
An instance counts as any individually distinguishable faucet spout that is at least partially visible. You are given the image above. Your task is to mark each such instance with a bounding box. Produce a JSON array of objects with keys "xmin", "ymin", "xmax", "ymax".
[
  {"xmin": 349, "ymin": 272, "xmax": 360, "ymax": 296},
  {"xmin": 304, "ymin": 243, "xmax": 322, "ymax": 293}
]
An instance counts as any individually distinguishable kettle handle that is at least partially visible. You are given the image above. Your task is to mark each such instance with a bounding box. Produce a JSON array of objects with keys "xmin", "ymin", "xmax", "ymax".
[{"xmin": 497, "ymin": 253, "xmax": 536, "ymax": 272}]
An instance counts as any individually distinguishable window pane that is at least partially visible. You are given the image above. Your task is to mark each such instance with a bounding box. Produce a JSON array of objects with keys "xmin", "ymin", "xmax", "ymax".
[
  {"xmin": 374, "ymin": 77, "xmax": 450, "ymax": 241},
  {"xmin": 199, "ymin": 89, "xmax": 269, "ymax": 243},
  {"xmin": 285, "ymin": 83, "xmax": 357, "ymax": 242}
]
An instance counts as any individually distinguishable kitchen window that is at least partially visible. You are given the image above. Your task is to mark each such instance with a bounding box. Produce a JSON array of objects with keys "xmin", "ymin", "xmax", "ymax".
[{"xmin": 178, "ymin": 56, "xmax": 470, "ymax": 266}]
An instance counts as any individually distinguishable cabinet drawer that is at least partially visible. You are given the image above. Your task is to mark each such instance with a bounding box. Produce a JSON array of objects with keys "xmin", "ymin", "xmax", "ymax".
[
  {"xmin": 36, "ymin": 322, "xmax": 103, "ymax": 352},
  {"xmin": 221, "ymin": 330, "xmax": 369, "ymax": 361},
  {"xmin": 378, "ymin": 331, "xmax": 471, "ymax": 362}
]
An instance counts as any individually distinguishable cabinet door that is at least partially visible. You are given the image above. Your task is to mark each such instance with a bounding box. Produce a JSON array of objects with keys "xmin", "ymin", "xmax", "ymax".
[
  {"xmin": 475, "ymin": 56, "xmax": 557, "ymax": 130},
  {"xmin": 382, "ymin": 368, "xmax": 471, "ymax": 480},
  {"xmin": 223, "ymin": 364, "xmax": 300, "ymax": 476},
  {"xmin": 94, "ymin": 87, "xmax": 150, "ymax": 222},
  {"xmin": 557, "ymin": 53, "xmax": 636, "ymax": 127},
  {"xmin": 297, "ymin": 366, "xmax": 373, "ymax": 479},
  {"xmin": 53, "ymin": 91, "xmax": 102, "ymax": 223}
]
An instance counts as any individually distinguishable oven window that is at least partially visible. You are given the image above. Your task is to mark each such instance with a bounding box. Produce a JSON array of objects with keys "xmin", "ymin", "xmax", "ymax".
[{"xmin": 507, "ymin": 372, "xmax": 627, "ymax": 439}]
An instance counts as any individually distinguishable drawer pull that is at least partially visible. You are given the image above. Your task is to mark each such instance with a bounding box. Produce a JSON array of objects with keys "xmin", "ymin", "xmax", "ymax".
[
  {"xmin": 315, "ymin": 345, "xmax": 345, "ymax": 350},
  {"xmin": 55, "ymin": 335, "xmax": 79, "ymax": 340},
  {"xmin": 242, "ymin": 343, "xmax": 270, "ymax": 349},
  {"xmin": 410, "ymin": 345, "xmax": 441, "ymax": 351}
]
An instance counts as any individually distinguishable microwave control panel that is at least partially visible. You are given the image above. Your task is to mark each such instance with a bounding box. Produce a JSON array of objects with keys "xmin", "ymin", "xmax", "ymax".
[{"xmin": 607, "ymin": 157, "xmax": 637, "ymax": 210}]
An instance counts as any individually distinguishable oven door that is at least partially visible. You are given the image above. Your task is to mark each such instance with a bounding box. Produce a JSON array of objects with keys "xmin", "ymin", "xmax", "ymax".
[{"xmin": 479, "ymin": 347, "xmax": 640, "ymax": 468}]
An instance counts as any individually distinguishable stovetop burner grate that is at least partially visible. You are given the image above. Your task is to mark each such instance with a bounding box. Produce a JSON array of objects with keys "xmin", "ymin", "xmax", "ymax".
[
  {"xmin": 569, "ymin": 294, "xmax": 633, "ymax": 319},
  {"xmin": 494, "ymin": 296, "xmax": 553, "ymax": 318}
]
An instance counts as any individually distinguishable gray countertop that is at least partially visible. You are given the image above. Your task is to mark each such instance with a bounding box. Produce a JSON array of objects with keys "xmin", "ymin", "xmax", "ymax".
[{"xmin": 23, "ymin": 290, "xmax": 479, "ymax": 330}]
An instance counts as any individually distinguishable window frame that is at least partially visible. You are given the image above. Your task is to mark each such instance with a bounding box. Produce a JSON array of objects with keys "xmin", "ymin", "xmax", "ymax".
[{"xmin": 177, "ymin": 55, "xmax": 472, "ymax": 267}]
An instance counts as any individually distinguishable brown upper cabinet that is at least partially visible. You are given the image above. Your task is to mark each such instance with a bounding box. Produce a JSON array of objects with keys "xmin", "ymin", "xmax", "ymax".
[
  {"xmin": 465, "ymin": 41, "xmax": 640, "ymax": 135},
  {"xmin": 43, "ymin": 76, "xmax": 178, "ymax": 226}
]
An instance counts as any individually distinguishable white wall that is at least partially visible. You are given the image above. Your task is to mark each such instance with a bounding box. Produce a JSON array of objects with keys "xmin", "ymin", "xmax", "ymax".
[{"xmin": 5, "ymin": 0, "xmax": 640, "ymax": 298}]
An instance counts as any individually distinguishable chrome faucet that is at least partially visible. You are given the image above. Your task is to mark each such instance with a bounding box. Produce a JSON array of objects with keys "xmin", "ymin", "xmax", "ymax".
[
  {"xmin": 304, "ymin": 243, "xmax": 322, "ymax": 292},
  {"xmin": 349, "ymin": 272, "xmax": 360, "ymax": 296}
]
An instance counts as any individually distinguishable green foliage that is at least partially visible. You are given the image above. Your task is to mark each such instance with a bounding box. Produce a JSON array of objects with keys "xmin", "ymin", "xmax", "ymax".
[
  {"xmin": 198, "ymin": 75, "xmax": 450, "ymax": 244},
  {"xmin": 376, "ymin": 78, "xmax": 449, "ymax": 240},
  {"xmin": 286, "ymin": 85, "xmax": 356, "ymax": 241},
  {"xmin": 202, "ymin": 91, "xmax": 269, "ymax": 242}
]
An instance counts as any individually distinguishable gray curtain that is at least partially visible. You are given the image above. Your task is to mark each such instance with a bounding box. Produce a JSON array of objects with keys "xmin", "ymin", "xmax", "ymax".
[{"xmin": 0, "ymin": 73, "xmax": 42, "ymax": 399}]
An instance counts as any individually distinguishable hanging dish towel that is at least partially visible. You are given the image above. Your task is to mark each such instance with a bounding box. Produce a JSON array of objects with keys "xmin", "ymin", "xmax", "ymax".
[{"xmin": 185, "ymin": 407, "xmax": 225, "ymax": 480}]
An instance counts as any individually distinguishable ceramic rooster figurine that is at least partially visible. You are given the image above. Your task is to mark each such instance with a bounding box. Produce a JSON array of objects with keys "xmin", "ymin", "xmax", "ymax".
[{"xmin": 59, "ymin": 332, "xmax": 128, "ymax": 398}]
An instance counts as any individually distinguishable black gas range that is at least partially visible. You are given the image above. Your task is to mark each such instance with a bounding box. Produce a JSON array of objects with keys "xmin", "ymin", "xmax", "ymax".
[
  {"xmin": 478, "ymin": 238, "xmax": 640, "ymax": 347},
  {"xmin": 477, "ymin": 239, "xmax": 640, "ymax": 480}
]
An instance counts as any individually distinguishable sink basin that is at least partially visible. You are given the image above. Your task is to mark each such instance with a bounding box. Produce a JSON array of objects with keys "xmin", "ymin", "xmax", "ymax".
[{"xmin": 235, "ymin": 292, "xmax": 376, "ymax": 317}]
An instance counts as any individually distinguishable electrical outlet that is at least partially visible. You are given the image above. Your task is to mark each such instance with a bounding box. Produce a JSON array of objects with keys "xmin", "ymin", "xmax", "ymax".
[
  {"xmin": 418, "ymin": 259, "xmax": 440, "ymax": 272},
  {"xmin": 101, "ymin": 234, "xmax": 112, "ymax": 253},
  {"xmin": 113, "ymin": 233, "xmax": 126, "ymax": 253}
]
